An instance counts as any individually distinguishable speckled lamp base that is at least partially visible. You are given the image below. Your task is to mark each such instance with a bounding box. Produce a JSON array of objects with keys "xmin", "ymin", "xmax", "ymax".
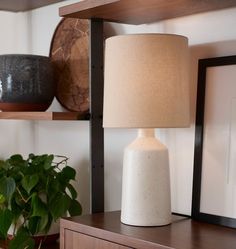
[
  {"xmin": 121, "ymin": 129, "xmax": 171, "ymax": 226},
  {"xmin": 0, "ymin": 54, "xmax": 55, "ymax": 112}
]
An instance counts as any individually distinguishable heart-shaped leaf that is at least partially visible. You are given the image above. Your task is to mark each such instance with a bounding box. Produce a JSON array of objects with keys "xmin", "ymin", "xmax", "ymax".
[
  {"xmin": 62, "ymin": 166, "xmax": 76, "ymax": 180},
  {"xmin": 49, "ymin": 193, "xmax": 71, "ymax": 220},
  {"xmin": 21, "ymin": 175, "xmax": 39, "ymax": 194}
]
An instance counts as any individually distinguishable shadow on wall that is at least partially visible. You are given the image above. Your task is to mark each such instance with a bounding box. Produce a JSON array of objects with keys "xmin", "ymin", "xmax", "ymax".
[
  {"xmin": 190, "ymin": 40, "xmax": 236, "ymax": 124},
  {"xmin": 74, "ymin": 158, "xmax": 90, "ymax": 214},
  {"xmin": 104, "ymin": 21, "xmax": 125, "ymax": 38}
]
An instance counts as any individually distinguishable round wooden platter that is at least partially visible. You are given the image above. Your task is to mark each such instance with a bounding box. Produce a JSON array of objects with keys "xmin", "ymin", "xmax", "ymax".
[{"xmin": 50, "ymin": 18, "xmax": 89, "ymax": 112}]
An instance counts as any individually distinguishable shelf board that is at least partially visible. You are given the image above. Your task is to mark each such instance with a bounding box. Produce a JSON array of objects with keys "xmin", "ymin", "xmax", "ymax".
[
  {"xmin": 0, "ymin": 112, "xmax": 89, "ymax": 121},
  {"xmin": 59, "ymin": 0, "xmax": 236, "ymax": 25},
  {"xmin": 0, "ymin": 0, "xmax": 64, "ymax": 12}
]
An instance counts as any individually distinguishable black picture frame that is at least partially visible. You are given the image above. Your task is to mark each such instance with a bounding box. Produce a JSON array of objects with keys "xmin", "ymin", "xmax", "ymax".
[{"xmin": 192, "ymin": 55, "xmax": 236, "ymax": 228}]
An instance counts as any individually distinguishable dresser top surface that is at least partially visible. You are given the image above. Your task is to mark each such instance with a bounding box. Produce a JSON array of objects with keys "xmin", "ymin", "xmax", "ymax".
[{"xmin": 61, "ymin": 211, "xmax": 236, "ymax": 249}]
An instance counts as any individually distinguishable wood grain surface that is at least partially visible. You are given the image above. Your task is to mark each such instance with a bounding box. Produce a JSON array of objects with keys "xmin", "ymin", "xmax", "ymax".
[
  {"xmin": 64, "ymin": 230, "xmax": 131, "ymax": 249},
  {"xmin": 0, "ymin": 112, "xmax": 87, "ymax": 120},
  {"xmin": 50, "ymin": 18, "xmax": 89, "ymax": 112},
  {"xmin": 60, "ymin": 0, "xmax": 236, "ymax": 25},
  {"xmin": 61, "ymin": 211, "xmax": 236, "ymax": 249}
]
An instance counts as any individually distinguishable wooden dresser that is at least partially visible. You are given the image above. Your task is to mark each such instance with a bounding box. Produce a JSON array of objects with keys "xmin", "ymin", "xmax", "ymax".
[{"xmin": 60, "ymin": 211, "xmax": 236, "ymax": 249}]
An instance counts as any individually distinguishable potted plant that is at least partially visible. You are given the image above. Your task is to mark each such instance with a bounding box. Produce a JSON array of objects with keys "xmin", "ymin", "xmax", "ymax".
[{"xmin": 0, "ymin": 153, "xmax": 82, "ymax": 249}]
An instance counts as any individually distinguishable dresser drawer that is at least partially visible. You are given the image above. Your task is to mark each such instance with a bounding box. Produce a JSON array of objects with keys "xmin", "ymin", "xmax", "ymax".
[{"xmin": 64, "ymin": 229, "xmax": 132, "ymax": 249}]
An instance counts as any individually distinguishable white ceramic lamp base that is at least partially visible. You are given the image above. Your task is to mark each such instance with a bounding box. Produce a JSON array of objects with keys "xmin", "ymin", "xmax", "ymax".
[{"xmin": 121, "ymin": 129, "xmax": 171, "ymax": 226}]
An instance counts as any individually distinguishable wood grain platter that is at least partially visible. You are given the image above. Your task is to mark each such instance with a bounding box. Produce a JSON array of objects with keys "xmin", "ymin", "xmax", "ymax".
[{"xmin": 50, "ymin": 18, "xmax": 89, "ymax": 112}]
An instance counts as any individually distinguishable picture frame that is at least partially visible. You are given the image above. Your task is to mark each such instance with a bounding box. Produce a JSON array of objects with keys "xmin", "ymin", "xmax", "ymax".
[{"xmin": 192, "ymin": 55, "xmax": 236, "ymax": 228}]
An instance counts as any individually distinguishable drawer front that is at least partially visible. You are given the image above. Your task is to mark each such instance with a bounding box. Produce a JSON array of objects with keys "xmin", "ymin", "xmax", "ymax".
[{"xmin": 64, "ymin": 230, "xmax": 132, "ymax": 249}]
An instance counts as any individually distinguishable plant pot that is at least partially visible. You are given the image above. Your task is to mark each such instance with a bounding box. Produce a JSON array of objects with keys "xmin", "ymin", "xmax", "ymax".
[
  {"xmin": 8, "ymin": 221, "xmax": 59, "ymax": 245},
  {"xmin": 0, "ymin": 54, "xmax": 56, "ymax": 111},
  {"xmin": 33, "ymin": 234, "xmax": 59, "ymax": 245},
  {"xmin": 33, "ymin": 221, "xmax": 60, "ymax": 245}
]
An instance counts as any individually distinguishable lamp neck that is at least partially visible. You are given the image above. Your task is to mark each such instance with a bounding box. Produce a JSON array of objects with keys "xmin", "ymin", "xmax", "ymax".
[{"xmin": 138, "ymin": 128, "xmax": 155, "ymax": 138}]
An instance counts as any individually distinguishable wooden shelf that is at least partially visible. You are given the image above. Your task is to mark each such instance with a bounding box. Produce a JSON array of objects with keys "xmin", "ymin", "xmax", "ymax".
[
  {"xmin": 0, "ymin": 112, "xmax": 89, "ymax": 121},
  {"xmin": 59, "ymin": 0, "xmax": 236, "ymax": 25},
  {"xmin": 0, "ymin": 0, "xmax": 64, "ymax": 12}
]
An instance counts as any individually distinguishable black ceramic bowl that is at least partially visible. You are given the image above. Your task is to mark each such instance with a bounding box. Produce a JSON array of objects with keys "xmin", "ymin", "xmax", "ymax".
[{"xmin": 0, "ymin": 54, "xmax": 55, "ymax": 111}]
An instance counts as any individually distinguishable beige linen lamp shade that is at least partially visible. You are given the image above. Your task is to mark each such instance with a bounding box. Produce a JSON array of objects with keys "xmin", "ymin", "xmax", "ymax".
[{"xmin": 103, "ymin": 34, "xmax": 190, "ymax": 128}]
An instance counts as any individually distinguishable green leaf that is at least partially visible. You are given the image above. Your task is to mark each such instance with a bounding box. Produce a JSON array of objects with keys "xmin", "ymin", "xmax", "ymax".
[
  {"xmin": 14, "ymin": 189, "xmax": 28, "ymax": 207},
  {"xmin": 28, "ymin": 214, "xmax": 48, "ymax": 235},
  {"xmin": 66, "ymin": 184, "xmax": 77, "ymax": 199},
  {"xmin": 0, "ymin": 194, "xmax": 6, "ymax": 204},
  {"xmin": 47, "ymin": 178, "xmax": 60, "ymax": 201},
  {"xmin": 0, "ymin": 209, "xmax": 13, "ymax": 239},
  {"xmin": 38, "ymin": 214, "xmax": 49, "ymax": 232},
  {"xmin": 44, "ymin": 215, "xmax": 53, "ymax": 234},
  {"xmin": 10, "ymin": 198, "xmax": 22, "ymax": 221},
  {"xmin": 43, "ymin": 154, "xmax": 54, "ymax": 170},
  {"xmin": 0, "ymin": 160, "xmax": 10, "ymax": 170},
  {"xmin": 68, "ymin": 199, "xmax": 82, "ymax": 216},
  {"xmin": 30, "ymin": 155, "xmax": 47, "ymax": 169},
  {"xmin": 21, "ymin": 175, "xmax": 39, "ymax": 194},
  {"xmin": 0, "ymin": 160, "xmax": 5, "ymax": 168},
  {"xmin": 10, "ymin": 154, "xmax": 23, "ymax": 162},
  {"xmin": 31, "ymin": 194, "xmax": 47, "ymax": 217},
  {"xmin": 9, "ymin": 227, "xmax": 35, "ymax": 249},
  {"xmin": 8, "ymin": 155, "xmax": 26, "ymax": 168},
  {"xmin": 28, "ymin": 216, "xmax": 40, "ymax": 235},
  {"xmin": 62, "ymin": 166, "xmax": 76, "ymax": 180},
  {"xmin": 0, "ymin": 176, "xmax": 16, "ymax": 200},
  {"xmin": 49, "ymin": 193, "xmax": 71, "ymax": 220}
]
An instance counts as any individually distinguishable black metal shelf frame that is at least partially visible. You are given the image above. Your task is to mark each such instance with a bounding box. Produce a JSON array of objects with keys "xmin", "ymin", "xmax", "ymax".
[{"xmin": 89, "ymin": 19, "xmax": 104, "ymax": 213}]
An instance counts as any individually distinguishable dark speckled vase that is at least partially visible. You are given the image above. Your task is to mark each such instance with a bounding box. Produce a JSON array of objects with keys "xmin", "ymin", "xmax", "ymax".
[{"xmin": 0, "ymin": 54, "xmax": 55, "ymax": 111}]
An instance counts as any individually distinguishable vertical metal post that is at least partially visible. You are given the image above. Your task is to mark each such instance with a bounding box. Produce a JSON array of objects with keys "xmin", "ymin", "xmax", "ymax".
[{"xmin": 89, "ymin": 19, "xmax": 104, "ymax": 213}]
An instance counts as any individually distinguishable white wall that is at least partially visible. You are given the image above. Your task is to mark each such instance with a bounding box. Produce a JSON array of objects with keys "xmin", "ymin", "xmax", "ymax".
[
  {"xmin": 1, "ymin": 3, "xmax": 236, "ymax": 216},
  {"xmin": 0, "ymin": 11, "xmax": 35, "ymax": 156},
  {"xmin": 0, "ymin": 11, "xmax": 29, "ymax": 54}
]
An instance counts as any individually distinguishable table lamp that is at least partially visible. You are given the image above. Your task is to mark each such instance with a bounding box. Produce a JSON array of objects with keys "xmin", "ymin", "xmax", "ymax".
[{"xmin": 103, "ymin": 34, "xmax": 190, "ymax": 226}]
